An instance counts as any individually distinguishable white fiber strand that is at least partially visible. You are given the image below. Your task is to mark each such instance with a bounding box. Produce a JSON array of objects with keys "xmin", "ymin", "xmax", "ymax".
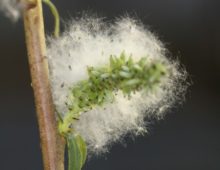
[{"xmin": 0, "ymin": 0, "xmax": 23, "ymax": 21}]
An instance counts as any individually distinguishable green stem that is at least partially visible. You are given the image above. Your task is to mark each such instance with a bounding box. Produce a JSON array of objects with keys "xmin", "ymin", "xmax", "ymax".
[{"xmin": 43, "ymin": 0, "xmax": 60, "ymax": 37}]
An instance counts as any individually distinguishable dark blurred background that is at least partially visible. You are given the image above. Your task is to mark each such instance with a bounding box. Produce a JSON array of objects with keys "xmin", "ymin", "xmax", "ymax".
[{"xmin": 0, "ymin": 0, "xmax": 220, "ymax": 169}]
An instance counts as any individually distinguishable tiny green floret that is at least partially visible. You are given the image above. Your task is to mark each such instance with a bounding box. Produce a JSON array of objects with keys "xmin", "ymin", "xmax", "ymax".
[{"xmin": 59, "ymin": 53, "xmax": 168, "ymax": 135}]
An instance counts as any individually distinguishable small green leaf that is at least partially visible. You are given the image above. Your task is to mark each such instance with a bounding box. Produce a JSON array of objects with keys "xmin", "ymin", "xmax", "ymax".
[
  {"xmin": 75, "ymin": 135, "xmax": 87, "ymax": 166},
  {"xmin": 133, "ymin": 64, "xmax": 142, "ymax": 71},
  {"xmin": 124, "ymin": 79, "xmax": 141, "ymax": 86},
  {"xmin": 101, "ymin": 73, "xmax": 110, "ymax": 79},
  {"xmin": 119, "ymin": 71, "xmax": 132, "ymax": 78},
  {"xmin": 67, "ymin": 135, "xmax": 87, "ymax": 170},
  {"xmin": 121, "ymin": 65, "xmax": 130, "ymax": 72}
]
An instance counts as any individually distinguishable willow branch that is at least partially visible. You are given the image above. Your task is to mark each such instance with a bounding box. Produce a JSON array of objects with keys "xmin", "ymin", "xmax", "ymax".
[{"xmin": 23, "ymin": 0, "xmax": 65, "ymax": 170}]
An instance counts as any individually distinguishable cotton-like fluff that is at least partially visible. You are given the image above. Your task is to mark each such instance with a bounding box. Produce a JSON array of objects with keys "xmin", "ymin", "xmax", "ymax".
[
  {"xmin": 47, "ymin": 16, "xmax": 187, "ymax": 155},
  {"xmin": 0, "ymin": 0, "xmax": 23, "ymax": 21}
]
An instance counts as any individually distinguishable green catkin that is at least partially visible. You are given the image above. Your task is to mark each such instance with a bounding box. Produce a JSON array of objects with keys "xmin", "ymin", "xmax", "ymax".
[{"xmin": 59, "ymin": 52, "xmax": 168, "ymax": 135}]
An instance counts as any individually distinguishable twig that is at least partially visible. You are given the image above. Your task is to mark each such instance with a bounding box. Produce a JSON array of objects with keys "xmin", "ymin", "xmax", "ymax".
[{"xmin": 23, "ymin": 0, "xmax": 65, "ymax": 169}]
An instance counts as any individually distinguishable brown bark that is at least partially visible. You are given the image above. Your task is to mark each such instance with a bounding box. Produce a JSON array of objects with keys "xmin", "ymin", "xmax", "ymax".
[{"xmin": 23, "ymin": 0, "xmax": 65, "ymax": 169}]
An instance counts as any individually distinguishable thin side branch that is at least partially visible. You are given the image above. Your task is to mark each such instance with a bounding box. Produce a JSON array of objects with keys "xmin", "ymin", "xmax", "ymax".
[
  {"xmin": 42, "ymin": 0, "xmax": 60, "ymax": 37},
  {"xmin": 23, "ymin": 0, "xmax": 65, "ymax": 169}
]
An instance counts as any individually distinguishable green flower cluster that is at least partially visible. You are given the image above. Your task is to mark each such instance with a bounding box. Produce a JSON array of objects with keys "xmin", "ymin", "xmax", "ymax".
[
  {"xmin": 59, "ymin": 53, "xmax": 167, "ymax": 135},
  {"xmin": 58, "ymin": 52, "xmax": 168, "ymax": 170}
]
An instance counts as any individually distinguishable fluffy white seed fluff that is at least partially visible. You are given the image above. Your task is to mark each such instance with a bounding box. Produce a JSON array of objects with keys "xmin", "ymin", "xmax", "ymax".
[
  {"xmin": 0, "ymin": 0, "xmax": 23, "ymax": 21},
  {"xmin": 47, "ymin": 16, "xmax": 187, "ymax": 155}
]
